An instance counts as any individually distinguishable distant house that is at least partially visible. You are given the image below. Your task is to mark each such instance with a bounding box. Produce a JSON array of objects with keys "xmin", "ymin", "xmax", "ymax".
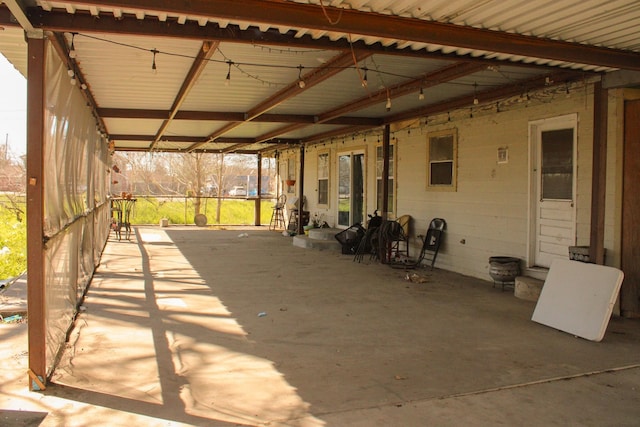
[{"xmin": 0, "ymin": 163, "xmax": 25, "ymax": 192}]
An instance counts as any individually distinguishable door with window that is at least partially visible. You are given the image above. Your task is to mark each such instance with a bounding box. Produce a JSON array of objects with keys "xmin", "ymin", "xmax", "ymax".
[
  {"xmin": 530, "ymin": 115, "xmax": 577, "ymax": 268},
  {"xmin": 337, "ymin": 150, "xmax": 365, "ymax": 227}
]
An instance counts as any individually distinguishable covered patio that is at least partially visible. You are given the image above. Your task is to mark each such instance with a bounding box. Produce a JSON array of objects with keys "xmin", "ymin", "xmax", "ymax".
[
  {"xmin": 3, "ymin": 226, "xmax": 639, "ymax": 425},
  {"xmin": 1, "ymin": 2, "xmax": 640, "ymax": 421}
]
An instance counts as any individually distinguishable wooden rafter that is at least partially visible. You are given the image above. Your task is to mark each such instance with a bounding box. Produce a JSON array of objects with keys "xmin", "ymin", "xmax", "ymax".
[
  {"xmin": 186, "ymin": 50, "xmax": 372, "ymax": 152},
  {"xmin": 149, "ymin": 40, "xmax": 219, "ymax": 150},
  {"xmin": 251, "ymin": 62, "xmax": 485, "ymax": 144}
]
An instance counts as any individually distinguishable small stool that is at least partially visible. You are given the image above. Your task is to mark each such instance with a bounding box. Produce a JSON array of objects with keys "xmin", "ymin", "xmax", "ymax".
[{"xmin": 269, "ymin": 194, "xmax": 286, "ymax": 230}]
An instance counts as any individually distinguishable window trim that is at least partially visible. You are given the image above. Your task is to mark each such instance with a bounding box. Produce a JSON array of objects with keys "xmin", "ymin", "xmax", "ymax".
[
  {"xmin": 376, "ymin": 143, "xmax": 396, "ymax": 215},
  {"xmin": 317, "ymin": 150, "xmax": 330, "ymax": 208},
  {"xmin": 426, "ymin": 129, "xmax": 457, "ymax": 192}
]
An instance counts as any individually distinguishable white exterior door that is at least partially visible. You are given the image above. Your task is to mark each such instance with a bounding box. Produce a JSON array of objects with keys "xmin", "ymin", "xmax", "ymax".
[{"xmin": 530, "ymin": 115, "xmax": 577, "ymax": 268}]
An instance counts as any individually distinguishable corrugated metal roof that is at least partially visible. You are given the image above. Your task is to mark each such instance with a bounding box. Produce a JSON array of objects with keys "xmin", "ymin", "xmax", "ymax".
[
  {"xmin": 0, "ymin": 26, "xmax": 28, "ymax": 76},
  {"xmin": 0, "ymin": 0, "xmax": 638, "ymax": 154}
]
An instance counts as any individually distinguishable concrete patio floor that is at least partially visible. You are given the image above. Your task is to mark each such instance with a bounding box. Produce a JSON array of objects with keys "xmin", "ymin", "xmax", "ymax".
[{"xmin": 1, "ymin": 225, "xmax": 639, "ymax": 426}]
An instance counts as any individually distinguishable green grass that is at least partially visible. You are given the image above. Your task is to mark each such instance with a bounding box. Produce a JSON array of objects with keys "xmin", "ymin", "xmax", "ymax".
[
  {"xmin": 0, "ymin": 195, "xmax": 278, "ymax": 280},
  {"xmin": 127, "ymin": 196, "xmax": 277, "ymax": 225},
  {"xmin": 0, "ymin": 195, "xmax": 27, "ymax": 281}
]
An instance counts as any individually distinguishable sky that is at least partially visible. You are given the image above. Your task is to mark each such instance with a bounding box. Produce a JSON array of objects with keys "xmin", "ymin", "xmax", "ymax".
[{"xmin": 0, "ymin": 54, "xmax": 27, "ymax": 158}]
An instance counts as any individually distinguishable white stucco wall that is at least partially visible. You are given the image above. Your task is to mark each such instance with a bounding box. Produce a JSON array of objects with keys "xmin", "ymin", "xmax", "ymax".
[{"xmin": 298, "ymin": 81, "xmax": 622, "ymax": 282}]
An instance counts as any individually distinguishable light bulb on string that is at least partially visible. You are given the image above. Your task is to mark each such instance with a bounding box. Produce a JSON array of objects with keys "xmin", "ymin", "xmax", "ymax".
[
  {"xmin": 385, "ymin": 89, "xmax": 391, "ymax": 111},
  {"xmin": 69, "ymin": 33, "xmax": 77, "ymax": 58},
  {"xmin": 67, "ymin": 69, "xmax": 74, "ymax": 77},
  {"xmin": 225, "ymin": 61, "xmax": 232, "ymax": 86},
  {"xmin": 473, "ymin": 82, "xmax": 479, "ymax": 105},
  {"xmin": 362, "ymin": 66, "xmax": 368, "ymax": 88},
  {"xmin": 151, "ymin": 48, "xmax": 158, "ymax": 74},
  {"xmin": 297, "ymin": 65, "xmax": 306, "ymax": 88},
  {"xmin": 418, "ymin": 87, "xmax": 425, "ymax": 101}
]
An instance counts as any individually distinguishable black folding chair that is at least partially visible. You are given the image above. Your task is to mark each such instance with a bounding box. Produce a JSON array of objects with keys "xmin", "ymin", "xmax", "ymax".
[{"xmin": 389, "ymin": 218, "xmax": 446, "ymax": 269}]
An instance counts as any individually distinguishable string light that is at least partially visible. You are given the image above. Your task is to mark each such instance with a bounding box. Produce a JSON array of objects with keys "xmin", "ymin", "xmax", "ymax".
[
  {"xmin": 70, "ymin": 33, "xmax": 527, "ymax": 94},
  {"xmin": 418, "ymin": 87, "xmax": 425, "ymax": 101},
  {"xmin": 225, "ymin": 61, "xmax": 232, "ymax": 86},
  {"xmin": 68, "ymin": 33, "xmax": 77, "ymax": 58},
  {"xmin": 473, "ymin": 82, "xmax": 479, "ymax": 105},
  {"xmin": 151, "ymin": 48, "xmax": 158, "ymax": 73},
  {"xmin": 385, "ymin": 89, "xmax": 392, "ymax": 111},
  {"xmin": 297, "ymin": 65, "xmax": 306, "ymax": 88}
]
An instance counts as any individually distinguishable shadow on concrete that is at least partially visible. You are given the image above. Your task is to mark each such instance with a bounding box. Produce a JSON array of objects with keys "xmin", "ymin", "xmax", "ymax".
[{"xmin": 16, "ymin": 225, "xmax": 640, "ymax": 426}]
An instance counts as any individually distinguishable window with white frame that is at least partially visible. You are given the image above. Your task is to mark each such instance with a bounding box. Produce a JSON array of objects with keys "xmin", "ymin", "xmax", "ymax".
[
  {"xmin": 376, "ymin": 144, "xmax": 394, "ymax": 214},
  {"xmin": 317, "ymin": 151, "xmax": 329, "ymax": 206},
  {"xmin": 427, "ymin": 129, "xmax": 457, "ymax": 191}
]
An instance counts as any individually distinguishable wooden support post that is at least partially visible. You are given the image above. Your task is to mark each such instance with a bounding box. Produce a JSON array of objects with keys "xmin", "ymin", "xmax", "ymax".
[
  {"xmin": 297, "ymin": 145, "xmax": 305, "ymax": 235},
  {"xmin": 589, "ymin": 81, "xmax": 607, "ymax": 265},
  {"xmin": 381, "ymin": 125, "xmax": 391, "ymax": 220},
  {"xmin": 255, "ymin": 153, "xmax": 262, "ymax": 226},
  {"xmin": 26, "ymin": 35, "xmax": 47, "ymax": 390}
]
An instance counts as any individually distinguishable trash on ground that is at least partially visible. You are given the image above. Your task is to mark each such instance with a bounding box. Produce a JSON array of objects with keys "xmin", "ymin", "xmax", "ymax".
[
  {"xmin": 238, "ymin": 233, "xmax": 249, "ymax": 238},
  {"xmin": 1, "ymin": 314, "xmax": 23, "ymax": 323},
  {"xmin": 258, "ymin": 312, "xmax": 267, "ymax": 317},
  {"xmin": 405, "ymin": 273, "xmax": 428, "ymax": 283}
]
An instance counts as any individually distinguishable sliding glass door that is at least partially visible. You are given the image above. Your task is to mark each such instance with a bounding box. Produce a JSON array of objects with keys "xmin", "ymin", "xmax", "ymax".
[{"xmin": 338, "ymin": 151, "xmax": 365, "ymax": 227}]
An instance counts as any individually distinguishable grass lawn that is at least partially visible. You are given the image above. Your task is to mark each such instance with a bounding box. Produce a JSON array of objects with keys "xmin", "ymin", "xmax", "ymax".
[
  {"xmin": 0, "ymin": 194, "xmax": 26, "ymax": 280},
  {"xmin": 130, "ymin": 196, "xmax": 277, "ymax": 225},
  {"xmin": 0, "ymin": 195, "xmax": 278, "ymax": 280}
]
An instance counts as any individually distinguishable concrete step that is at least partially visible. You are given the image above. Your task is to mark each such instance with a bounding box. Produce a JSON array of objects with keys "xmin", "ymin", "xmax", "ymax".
[
  {"xmin": 308, "ymin": 227, "xmax": 341, "ymax": 241},
  {"xmin": 293, "ymin": 234, "xmax": 341, "ymax": 251},
  {"xmin": 515, "ymin": 276, "xmax": 544, "ymax": 302}
]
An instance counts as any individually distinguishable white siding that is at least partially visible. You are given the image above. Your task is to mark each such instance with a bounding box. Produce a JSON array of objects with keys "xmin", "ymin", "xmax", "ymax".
[{"xmin": 302, "ymin": 81, "xmax": 623, "ymax": 282}]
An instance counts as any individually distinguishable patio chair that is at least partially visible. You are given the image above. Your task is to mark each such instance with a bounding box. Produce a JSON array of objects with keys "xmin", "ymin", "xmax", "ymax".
[
  {"xmin": 269, "ymin": 194, "xmax": 287, "ymax": 230},
  {"xmin": 354, "ymin": 210, "xmax": 383, "ymax": 263},
  {"xmin": 418, "ymin": 218, "xmax": 446, "ymax": 269},
  {"xmin": 335, "ymin": 223, "xmax": 366, "ymax": 255},
  {"xmin": 389, "ymin": 214, "xmax": 411, "ymax": 259},
  {"xmin": 389, "ymin": 218, "xmax": 446, "ymax": 270}
]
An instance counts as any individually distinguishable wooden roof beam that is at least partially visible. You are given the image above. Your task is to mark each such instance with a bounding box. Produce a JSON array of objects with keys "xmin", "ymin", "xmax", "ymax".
[
  {"xmin": 317, "ymin": 62, "xmax": 486, "ymax": 124},
  {"xmin": 301, "ymin": 70, "xmax": 586, "ymax": 144},
  {"xmin": 99, "ymin": 108, "xmax": 381, "ymax": 126},
  {"xmin": 55, "ymin": 0, "xmax": 640, "ymax": 71}
]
